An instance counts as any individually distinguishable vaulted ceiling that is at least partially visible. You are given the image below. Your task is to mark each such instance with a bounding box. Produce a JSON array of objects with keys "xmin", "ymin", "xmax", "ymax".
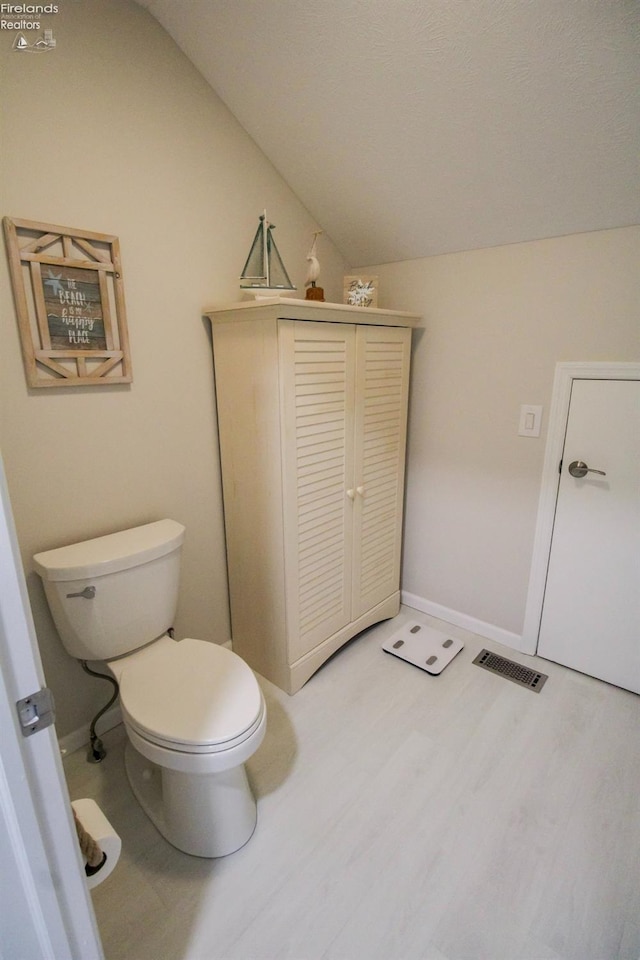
[{"xmin": 136, "ymin": 0, "xmax": 640, "ymax": 266}]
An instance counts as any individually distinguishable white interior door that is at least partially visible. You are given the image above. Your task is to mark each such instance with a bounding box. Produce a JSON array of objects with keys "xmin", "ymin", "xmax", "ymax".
[
  {"xmin": 537, "ymin": 379, "xmax": 640, "ymax": 693},
  {"xmin": 0, "ymin": 453, "xmax": 103, "ymax": 959}
]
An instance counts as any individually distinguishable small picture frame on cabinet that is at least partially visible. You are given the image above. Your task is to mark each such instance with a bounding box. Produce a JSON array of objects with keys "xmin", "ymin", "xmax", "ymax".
[{"xmin": 344, "ymin": 275, "xmax": 378, "ymax": 308}]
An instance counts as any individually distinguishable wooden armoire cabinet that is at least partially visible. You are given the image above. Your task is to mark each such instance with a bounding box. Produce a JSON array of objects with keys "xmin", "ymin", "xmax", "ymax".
[{"xmin": 205, "ymin": 298, "xmax": 420, "ymax": 694}]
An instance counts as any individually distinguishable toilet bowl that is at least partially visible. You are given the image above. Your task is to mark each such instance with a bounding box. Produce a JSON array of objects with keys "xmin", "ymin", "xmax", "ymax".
[
  {"xmin": 33, "ymin": 519, "xmax": 266, "ymax": 858},
  {"xmin": 111, "ymin": 634, "xmax": 266, "ymax": 857}
]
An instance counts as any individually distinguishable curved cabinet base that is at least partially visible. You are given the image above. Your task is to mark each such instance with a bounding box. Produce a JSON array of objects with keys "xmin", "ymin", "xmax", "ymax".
[{"xmin": 288, "ymin": 592, "xmax": 401, "ymax": 694}]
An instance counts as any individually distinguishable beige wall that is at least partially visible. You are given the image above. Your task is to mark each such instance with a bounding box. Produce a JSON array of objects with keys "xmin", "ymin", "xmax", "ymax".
[
  {"xmin": 0, "ymin": 0, "xmax": 348, "ymax": 737},
  {"xmin": 364, "ymin": 226, "xmax": 640, "ymax": 638},
  {"xmin": 2, "ymin": 2, "xmax": 637, "ymax": 743}
]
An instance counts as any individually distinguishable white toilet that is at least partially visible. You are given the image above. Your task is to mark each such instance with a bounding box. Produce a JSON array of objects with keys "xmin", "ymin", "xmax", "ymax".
[{"xmin": 33, "ymin": 519, "xmax": 266, "ymax": 858}]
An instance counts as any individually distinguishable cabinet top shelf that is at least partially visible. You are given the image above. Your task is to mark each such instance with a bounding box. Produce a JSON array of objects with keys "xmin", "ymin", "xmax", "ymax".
[{"xmin": 204, "ymin": 296, "xmax": 421, "ymax": 328}]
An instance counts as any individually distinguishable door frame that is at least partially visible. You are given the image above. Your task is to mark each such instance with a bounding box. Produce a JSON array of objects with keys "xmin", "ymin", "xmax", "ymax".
[
  {"xmin": 0, "ymin": 451, "xmax": 104, "ymax": 959},
  {"xmin": 521, "ymin": 361, "xmax": 640, "ymax": 656}
]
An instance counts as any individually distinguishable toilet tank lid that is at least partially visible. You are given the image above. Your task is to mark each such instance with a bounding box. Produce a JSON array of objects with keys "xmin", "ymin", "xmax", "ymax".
[{"xmin": 33, "ymin": 520, "xmax": 186, "ymax": 582}]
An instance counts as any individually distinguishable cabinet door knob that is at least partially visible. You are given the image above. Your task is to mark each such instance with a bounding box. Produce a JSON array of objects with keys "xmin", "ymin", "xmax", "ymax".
[
  {"xmin": 356, "ymin": 486, "xmax": 366, "ymax": 497},
  {"xmin": 346, "ymin": 489, "xmax": 355, "ymax": 500}
]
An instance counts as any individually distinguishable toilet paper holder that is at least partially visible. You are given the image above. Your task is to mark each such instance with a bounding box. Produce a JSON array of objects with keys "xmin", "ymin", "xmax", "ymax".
[{"xmin": 71, "ymin": 798, "xmax": 121, "ymax": 889}]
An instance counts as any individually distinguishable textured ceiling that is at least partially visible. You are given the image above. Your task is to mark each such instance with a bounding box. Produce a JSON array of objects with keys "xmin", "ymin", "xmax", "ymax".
[{"xmin": 136, "ymin": 0, "xmax": 640, "ymax": 266}]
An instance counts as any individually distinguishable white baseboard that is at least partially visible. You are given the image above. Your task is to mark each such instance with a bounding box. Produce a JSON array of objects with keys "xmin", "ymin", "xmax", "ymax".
[
  {"xmin": 401, "ymin": 591, "xmax": 527, "ymax": 653},
  {"xmin": 58, "ymin": 703, "xmax": 123, "ymax": 758}
]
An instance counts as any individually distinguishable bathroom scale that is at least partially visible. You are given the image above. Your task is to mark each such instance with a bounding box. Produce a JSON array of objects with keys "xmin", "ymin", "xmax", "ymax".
[{"xmin": 382, "ymin": 621, "xmax": 464, "ymax": 675}]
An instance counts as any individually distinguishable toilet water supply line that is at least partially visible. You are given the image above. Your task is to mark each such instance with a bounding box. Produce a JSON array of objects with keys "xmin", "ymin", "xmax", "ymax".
[
  {"xmin": 79, "ymin": 660, "xmax": 119, "ymax": 764},
  {"xmin": 79, "ymin": 628, "xmax": 175, "ymax": 763}
]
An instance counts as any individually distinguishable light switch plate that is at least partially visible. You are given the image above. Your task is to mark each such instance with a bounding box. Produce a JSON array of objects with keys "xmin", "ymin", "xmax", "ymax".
[{"xmin": 518, "ymin": 404, "xmax": 542, "ymax": 437}]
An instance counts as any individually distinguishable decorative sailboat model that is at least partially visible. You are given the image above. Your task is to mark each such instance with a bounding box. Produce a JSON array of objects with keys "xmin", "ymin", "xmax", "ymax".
[{"xmin": 240, "ymin": 211, "xmax": 296, "ymax": 296}]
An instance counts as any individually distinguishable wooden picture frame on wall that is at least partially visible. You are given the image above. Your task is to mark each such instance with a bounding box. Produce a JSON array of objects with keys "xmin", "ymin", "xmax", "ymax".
[{"xmin": 3, "ymin": 216, "xmax": 133, "ymax": 388}]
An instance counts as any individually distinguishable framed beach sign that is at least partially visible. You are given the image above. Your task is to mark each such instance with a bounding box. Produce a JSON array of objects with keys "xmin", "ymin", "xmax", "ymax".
[
  {"xmin": 3, "ymin": 217, "xmax": 133, "ymax": 388},
  {"xmin": 343, "ymin": 274, "xmax": 378, "ymax": 308}
]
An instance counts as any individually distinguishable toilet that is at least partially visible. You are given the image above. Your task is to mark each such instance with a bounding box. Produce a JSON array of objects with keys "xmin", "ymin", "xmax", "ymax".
[{"xmin": 33, "ymin": 519, "xmax": 266, "ymax": 858}]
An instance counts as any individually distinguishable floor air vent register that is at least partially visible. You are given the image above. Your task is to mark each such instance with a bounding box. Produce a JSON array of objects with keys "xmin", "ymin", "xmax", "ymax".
[{"xmin": 473, "ymin": 649, "xmax": 548, "ymax": 692}]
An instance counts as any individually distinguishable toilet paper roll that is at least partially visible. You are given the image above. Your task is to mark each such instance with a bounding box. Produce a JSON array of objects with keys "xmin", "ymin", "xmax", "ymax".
[{"xmin": 71, "ymin": 798, "xmax": 121, "ymax": 889}]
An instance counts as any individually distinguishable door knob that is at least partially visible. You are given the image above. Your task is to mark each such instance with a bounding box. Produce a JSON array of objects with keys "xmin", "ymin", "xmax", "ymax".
[{"xmin": 568, "ymin": 460, "xmax": 606, "ymax": 478}]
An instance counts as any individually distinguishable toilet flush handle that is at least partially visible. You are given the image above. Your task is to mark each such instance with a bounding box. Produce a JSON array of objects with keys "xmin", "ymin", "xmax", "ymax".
[{"xmin": 66, "ymin": 586, "xmax": 96, "ymax": 599}]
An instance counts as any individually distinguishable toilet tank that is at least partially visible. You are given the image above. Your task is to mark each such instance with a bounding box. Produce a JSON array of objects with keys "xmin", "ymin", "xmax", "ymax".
[{"xmin": 33, "ymin": 520, "xmax": 186, "ymax": 661}]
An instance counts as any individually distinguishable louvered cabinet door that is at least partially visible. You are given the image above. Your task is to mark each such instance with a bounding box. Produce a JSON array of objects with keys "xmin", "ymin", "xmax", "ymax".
[
  {"xmin": 351, "ymin": 325, "xmax": 411, "ymax": 619},
  {"xmin": 279, "ymin": 320, "xmax": 357, "ymax": 663}
]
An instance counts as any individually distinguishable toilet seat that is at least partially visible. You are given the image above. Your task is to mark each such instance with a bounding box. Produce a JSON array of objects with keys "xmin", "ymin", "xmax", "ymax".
[
  {"xmin": 118, "ymin": 636, "xmax": 264, "ymax": 755},
  {"xmin": 127, "ymin": 709, "xmax": 265, "ymax": 755}
]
